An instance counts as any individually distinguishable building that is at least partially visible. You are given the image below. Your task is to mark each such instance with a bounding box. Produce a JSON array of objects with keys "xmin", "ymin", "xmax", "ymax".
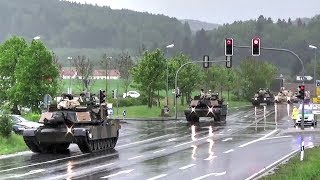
[{"xmin": 60, "ymin": 68, "xmax": 120, "ymax": 80}]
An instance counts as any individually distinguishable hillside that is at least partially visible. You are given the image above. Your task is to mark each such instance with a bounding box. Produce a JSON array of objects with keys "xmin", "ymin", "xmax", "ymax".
[
  {"xmin": 0, "ymin": 0, "xmax": 190, "ymax": 51},
  {"xmin": 180, "ymin": 19, "xmax": 220, "ymax": 32}
]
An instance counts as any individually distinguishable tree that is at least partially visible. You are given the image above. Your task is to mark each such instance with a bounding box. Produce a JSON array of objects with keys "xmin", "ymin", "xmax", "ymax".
[
  {"xmin": 131, "ymin": 49, "xmax": 166, "ymax": 107},
  {"xmin": 12, "ymin": 40, "xmax": 60, "ymax": 112},
  {"xmin": 0, "ymin": 36, "xmax": 27, "ymax": 103},
  {"xmin": 73, "ymin": 55, "xmax": 94, "ymax": 92},
  {"xmin": 117, "ymin": 52, "xmax": 134, "ymax": 94}
]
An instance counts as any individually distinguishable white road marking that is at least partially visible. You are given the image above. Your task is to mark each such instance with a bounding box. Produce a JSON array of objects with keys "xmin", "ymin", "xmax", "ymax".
[
  {"xmin": 192, "ymin": 171, "xmax": 227, "ymax": 180},
  {"xmin": 147, "ymin": 174, "xmax": 168, "ymax": 180},
  {"xmin": 10, "ymin": 169, "xmax": 45, "ymax": 178},
  {"xmin": 93, "ymin": 163, "xmax": 114, "ymax": 169},
  {"xmin": 244, "ymin": 149, "xmax": 299, "ymax": 180},
  {"xmin": 153, "ymin": 149, "xmax": 166, "ymax": 153},
  {"xmin": 0, "ymin": 153, "xmax": 88, "ymax": 173},
  {"xmin": 117, "ymin": 134, "xmax": 173, "ymax": 148},
  {"xmin": 204, "ymin": 155, "xmax": 217, "ymax": 161},
  {"xmin": 101, "ymin": 169, "xmax": 134, "ymax": 179},
  {"xmin": 223, "ymin": 149, "xmax": 234, "ymax": 154},
  {"xmin": 166, "ymin": 138, "xmax": 177, "ymax": 142},
  {"xmin": 239, "ymin": 129, "xmax": 278, "ymax": 148},
  {"xmin": 128, "ymin": 155, "xmax": 143, "ymax": 160},
  {"xmin": 174, "ymin": 136, "xmax": 208, "ymax": 147},
  {"xmin": 262, "ymin": 136, "xmax": 292, "ymax": 141},
  {"xmin": 222, "ymin": 138, "xmax": 233, "ymax": 142},
  {"xmin": 179, "ymin": 164, "xmax": 196, "ymax": 170},
  {"xmin": 227, "ymin": 129, "xmax": 232, "ymax": 131}
]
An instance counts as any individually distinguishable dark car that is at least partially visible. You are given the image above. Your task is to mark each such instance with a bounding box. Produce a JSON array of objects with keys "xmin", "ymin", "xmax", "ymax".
[{"xmin": 10, "ymin": 115, "xmax": 42, "ymax": 135}]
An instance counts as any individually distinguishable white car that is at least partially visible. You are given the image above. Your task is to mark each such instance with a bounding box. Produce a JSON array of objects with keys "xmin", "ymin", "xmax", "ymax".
[{"xmin": 123, "ymin": 91, "xmax": 140, "ymax": 98}]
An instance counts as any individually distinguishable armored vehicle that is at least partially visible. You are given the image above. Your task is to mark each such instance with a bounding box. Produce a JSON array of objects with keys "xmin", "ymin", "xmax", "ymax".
[
  {"xmin": 23, "ymin": 93, "xmax": 120, "ymax": 154},
  {"xmin": 184, "ymin": 92, "xmax": 227, "ymax": 123},
  {"xmin": 274, "ymin": 87, "xmax": 293, "ymax": 104},
  {"xmin": 252, "ymin": 88, "xmax": 274, "ymax": 106}
]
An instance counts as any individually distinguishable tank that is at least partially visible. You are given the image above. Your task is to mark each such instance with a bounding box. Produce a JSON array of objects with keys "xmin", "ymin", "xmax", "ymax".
[
  {"xmin": 252, "ymin": 88, "xmax": 274, "ymax": 106},
  {"xmin": 274, "ymin": 87, "xmax": 293, "ymax": 104},
  {"xmin": 184, "ymin": 92, "xmax": 227, "ymax": 123},
  {"xmin": 23, "ymin": 93, "xmax": 120, "ymax": 154}
]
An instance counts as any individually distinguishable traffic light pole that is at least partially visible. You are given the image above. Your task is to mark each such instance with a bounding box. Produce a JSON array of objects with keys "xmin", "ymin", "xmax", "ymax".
[
  {"xmin": 174, "ymin": 60, "xmax": 227, "ymax": 119},
  {"xmin": 234, "ymin": 45, "xmax": 306, "ymax": 130}
]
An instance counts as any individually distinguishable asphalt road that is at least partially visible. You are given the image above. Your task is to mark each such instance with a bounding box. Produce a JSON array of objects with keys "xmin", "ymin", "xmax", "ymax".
[{"xmin": 0, "ymin": 104, "xmax": 319, "ymax": 180}]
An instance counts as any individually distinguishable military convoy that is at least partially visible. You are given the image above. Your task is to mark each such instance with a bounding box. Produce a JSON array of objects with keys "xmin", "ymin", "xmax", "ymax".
[
  {"xmin": 252, "ymin": 88, "xmax": 275, "ymax": 106},
  {"xmin": 184, "ymin": 92, "xmax": 227, "ymax": 123},
  {"xmin": 23, "ymin": 92, "xmax": 120, "ymax": 154}
]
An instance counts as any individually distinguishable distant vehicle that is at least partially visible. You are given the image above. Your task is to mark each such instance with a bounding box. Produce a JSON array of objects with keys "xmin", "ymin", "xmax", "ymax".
[
  {"xmin": 123, "ymin": 91, "xmax": 140, "ymax": 98},
  {"xmin": 11, "ymin": 115, "xmax": 42, "ymax": 135},
  {"xmin": 295, "ymin": 104, "xmax": 317, "ymax": 127},
  {"xmin": 252, "ymin": 88, "xmax": 274, "ymax": 106}
]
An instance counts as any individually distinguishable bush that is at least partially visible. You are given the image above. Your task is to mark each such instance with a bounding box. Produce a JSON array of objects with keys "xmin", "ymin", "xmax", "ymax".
[
  {"xmin": 0, "ymin": 114, "xmax": 13, "ymax": 138},
  {"xmin": 23, "ymin": 112, "xmax": 41, "ymax": 122}
]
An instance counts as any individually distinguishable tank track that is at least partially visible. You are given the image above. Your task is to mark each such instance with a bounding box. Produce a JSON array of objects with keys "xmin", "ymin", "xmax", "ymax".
[
  {"xmin": 23, "ymin": 136, "xmax": 70, "ymax": 153},
  {"xmin": 76, "ymin": 136, "xmax": 118, "ymax": 153}
]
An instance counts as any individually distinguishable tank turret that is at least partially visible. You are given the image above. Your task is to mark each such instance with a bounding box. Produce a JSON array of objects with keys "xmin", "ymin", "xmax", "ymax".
[{"xmin": 252, "ymin": 88, "xmax": 274, "ymax": 106}]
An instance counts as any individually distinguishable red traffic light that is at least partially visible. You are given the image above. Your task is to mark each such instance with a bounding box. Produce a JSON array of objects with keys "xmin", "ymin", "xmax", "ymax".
[
  {"xmin": 252, "ymin": 37, "xmax": 261, "ymax": 56},
  {"xmin": 299, "ymin": 85, "xmax": 305, "ymax": 90},
  {"xmin": 225, "ymin": 38, "xmax": 233, "ymax": 56},
  {"xmin": 226, "ymin": 39, "xmax": 232, "ymax": 45},
  {"xmin": 253, "ymin": 39, "xmax": 259, "ymax": 45}
]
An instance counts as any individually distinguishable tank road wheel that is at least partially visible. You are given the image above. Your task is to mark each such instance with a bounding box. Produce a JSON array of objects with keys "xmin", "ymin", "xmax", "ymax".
[{"xmin": 23, "ymin": 136, "xmax": 41, "ymax": 153}]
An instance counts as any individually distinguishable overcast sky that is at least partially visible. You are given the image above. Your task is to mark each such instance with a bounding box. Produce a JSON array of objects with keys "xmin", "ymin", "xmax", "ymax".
[{"xmin": 70, "ymin": 0, "xmax": 319, "ymax": 24}]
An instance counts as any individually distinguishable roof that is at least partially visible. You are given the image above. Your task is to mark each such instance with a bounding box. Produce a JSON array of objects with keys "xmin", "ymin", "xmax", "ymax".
[{"xmin": 60, "ymin": 69, "xmax": 120, "ymax": 77}]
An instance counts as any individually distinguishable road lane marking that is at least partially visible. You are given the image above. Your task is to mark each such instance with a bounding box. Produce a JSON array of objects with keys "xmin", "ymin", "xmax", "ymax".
[
  {"xmin": 222, "ymin": 138, "xmax": 233, "ymax": 142},
  {"xmin": 204, "ymin": 155, "xmax": 217, "ymax": 161},
  {"xmin": 223, "ymin": 149, "xmax": 234, "ymax": 154},
  {"xmin": 166, "ymin": 138, "xmax": 177, "ymax": 142},
  {"xmin": 147, "ymin": 174, "xmax": 168, "ymax": 180},
  {"xmin": 0, "ymin": 153, "xmax": 88, "ymax": 173},
  {"xmin": 128, "ymin": 155, "xmax": 143, "ymax": 160},
  {"xmin": 227, "ymin": 129, "xmax": 232, "ymax": 131},
  {"xmin": 192, "ymin": 171, "xmax": 227, "ymax": 180},
  {"xmin": 179, "ymin": 164, "xmax": 196, "ymax": 170},
  {"xmin": 244, "ymin": 149, "xmax": 299, "ymax": 180},
  {"xmin": 239, "ymin": 129, "xmax": 278, "ymax": 148},
  {"xmin": 10, "ymin": 169, "xmax": 45, "ymax": 178},
  {"xmin": 153, "ymin": 149, "xmax": 166, "ymax": 153},
  {"xmin": 262, "ymin": 136, "xmax": 292, "ymax": 141},
  {"xmin": 174, "ymin": 136, "xmax": 208, "ymax": 147},
  {"xmin": 93, "ymin": 163, "xmax": 114, "ymax": 169},
  {"xmin": 101, "ymin": 169, "xmax": 134, "ymax": 179},
  {"xmin": 117, "ymin": 134, "xmax": 173, "ymax": 148}
]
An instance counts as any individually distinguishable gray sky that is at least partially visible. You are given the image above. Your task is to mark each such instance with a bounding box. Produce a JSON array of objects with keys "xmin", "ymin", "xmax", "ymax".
[{"xmin": 70, "ymin": 0, "xmax": 319, "ymax": 24}]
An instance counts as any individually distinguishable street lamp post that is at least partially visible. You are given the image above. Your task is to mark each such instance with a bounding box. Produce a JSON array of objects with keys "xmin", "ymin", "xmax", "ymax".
[
  {"xmin": 165, "ymin": 44, "xmax": 174, "ymax": 107},
  {"xmin": 68, "ymin": 57, "xmax": 73, "ymax": 94},
  {"xmin": 105, "ymin": 56, "xmax": 112, "ymax": 94},
  {"xmin": 309, "ymin": 45, "xmax": 318, "ymax": 95}
]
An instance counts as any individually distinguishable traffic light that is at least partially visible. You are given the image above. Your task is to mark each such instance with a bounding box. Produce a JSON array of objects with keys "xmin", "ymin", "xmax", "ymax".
[
  {"xmin": 203, "ymin": 55, "xmax": 210, "ymax": 68},
  {"xmin": 111, "ymin": 90, "xmax": 115, "ymax": 99},
  {"xmin": 252, "ymin": 37, "xmax": 261, "ymax": 56},
  {"xmin": 99, "ymin": 90, "xmax": 106, "ymax": 104},
  {"xmin": 297, "ymin": 85, "xmax": 305, "ymax": 99},
  {"xmin": 225, "ymin": 38, "xmax": 233, "ymax": 56},
  {"xmin": 175, "ymin": 87, "xmax": 181, "ymax": 98}
]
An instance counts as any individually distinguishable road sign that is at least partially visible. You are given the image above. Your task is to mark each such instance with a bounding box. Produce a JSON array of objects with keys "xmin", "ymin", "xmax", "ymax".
[
  {"xmin": 317, "ymin": 80, "xmax": 320, "ymax": 87},
  {"xmin": 312, "ymin": 97, "xmax": 320, "ymax": 104},
  {"xmin": 317, "ymin": 87, "xmax": 320, "ymax": 97},
  {"xmin": 296, "ymin": 76, "xmax": 313, "ymax": 81}
]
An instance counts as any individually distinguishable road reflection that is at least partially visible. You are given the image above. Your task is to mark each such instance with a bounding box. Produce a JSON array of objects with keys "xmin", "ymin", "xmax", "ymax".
[{"xmin": 66, "ymin": 161, "xmax": 74, "ymax": 180}]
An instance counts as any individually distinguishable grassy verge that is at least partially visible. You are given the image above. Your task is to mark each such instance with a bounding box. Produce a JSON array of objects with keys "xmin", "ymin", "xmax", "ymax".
[
  {"xmin": 0, "ymin": 134, "xmax": 28, "ymax": 155},
  {"xmin": 110, "ymin": 101, "xmax": 250, "ymax": 118},
  {"xmin": 261, "ymin": 146, "xmax": 320, "ymax": 180}
]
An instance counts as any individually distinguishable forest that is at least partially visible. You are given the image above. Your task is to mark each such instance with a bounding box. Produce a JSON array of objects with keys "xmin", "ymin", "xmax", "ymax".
[{"xmin": 0, "ymin": 0, "xmax": 319, "ymax": 76}]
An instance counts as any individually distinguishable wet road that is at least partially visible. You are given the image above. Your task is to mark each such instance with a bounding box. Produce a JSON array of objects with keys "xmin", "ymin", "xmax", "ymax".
[{"xmin": 0, "ymin": 104, "xmax": 319, "ymax": 180}]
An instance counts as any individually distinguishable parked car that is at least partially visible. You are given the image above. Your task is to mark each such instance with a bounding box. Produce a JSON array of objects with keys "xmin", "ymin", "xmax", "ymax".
[
  {"xmin": 10, "ymin": 115, "xmax": 42, "ymax": 135},
  {"xmin": 123, "ymin": 91, "xmax": 140, "ymax": 98}
]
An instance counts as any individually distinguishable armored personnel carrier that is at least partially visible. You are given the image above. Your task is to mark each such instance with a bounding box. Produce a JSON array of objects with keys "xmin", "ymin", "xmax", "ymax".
[
  {"xmin": 184, "ymin": 92, "xmax": 227, "ymax": 123},
  {"xmin": 252, "ymin": 88, "xmax": 274, "ymax": 106},
  {"xmin": 23, "ymin": 93, "xmax": 120, "ymax": 154}
]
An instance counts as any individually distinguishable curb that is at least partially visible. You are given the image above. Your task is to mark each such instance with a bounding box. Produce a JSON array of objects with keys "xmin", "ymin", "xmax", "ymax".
[{"xmin": 111, "ymin": 105, "xmax": 252, "ymax": 121}]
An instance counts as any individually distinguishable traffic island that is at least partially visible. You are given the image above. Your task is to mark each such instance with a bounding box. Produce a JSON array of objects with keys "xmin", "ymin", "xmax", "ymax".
[{"xmin": 278, "ymin": 127, "xmax": 320, "ymax": 136}]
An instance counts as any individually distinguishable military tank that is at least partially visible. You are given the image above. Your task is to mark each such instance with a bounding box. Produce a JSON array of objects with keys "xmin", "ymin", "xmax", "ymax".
[
  {"xmin": 23, "ymin": 92, "xmax": 120, "ymax": 154},
  {"xmin": 184, "ymin": 92, "xmax": 227, "ymax": 123},
  {"xmin": 252, "ymin": 88, "xmax": 274, "ymax": 106},
  {"xmin": 274, "ymin": 87, "xmax": 293, "ymax": 104}
]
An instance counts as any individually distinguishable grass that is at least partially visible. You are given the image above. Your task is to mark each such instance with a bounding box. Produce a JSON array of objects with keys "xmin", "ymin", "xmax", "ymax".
[
  {"xmin": 261, "ymin": 146, "xmax": 320, "ymax": 180},
  {"xmin": 0, "ymin": 134, "xmax": 28, "ymax": 155}
]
